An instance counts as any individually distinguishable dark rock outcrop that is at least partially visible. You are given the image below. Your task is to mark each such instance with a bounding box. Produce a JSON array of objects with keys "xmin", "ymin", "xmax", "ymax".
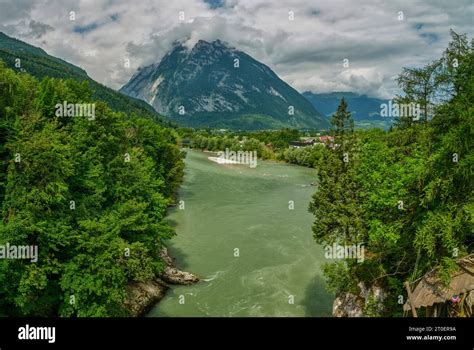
[
  {"xmin": 125, "ymin": 280, "xmax": 168, "ymax": 317},
  {"xmin": 124, "ymin": 247, "xmax": 199, "ymax": 316},
  {"xmin": 159, "ymin": 247, "xmax": 200, "ymax": 285},
  {"xmin": 333, "ymin": 282, "xmax": 387, "ymax": 317},
  {"xmin": 333, "ymin": 292, "xmax": 365, "ymax": 317}
]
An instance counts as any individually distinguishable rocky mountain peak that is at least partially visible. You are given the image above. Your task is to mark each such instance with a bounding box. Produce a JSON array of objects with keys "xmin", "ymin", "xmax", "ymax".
[{"xmin": 120, "ymin": 39, "xmax": 328, "ymax": 130}]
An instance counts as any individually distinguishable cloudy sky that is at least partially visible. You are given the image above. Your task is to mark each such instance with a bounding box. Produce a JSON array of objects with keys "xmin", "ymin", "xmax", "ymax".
[{"xmin": 0, "ymin": 0, "xmax": 472, "ymax": 98}]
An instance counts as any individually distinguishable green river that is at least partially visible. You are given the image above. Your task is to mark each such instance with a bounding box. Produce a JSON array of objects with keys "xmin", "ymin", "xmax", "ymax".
[{"xmin": 149, "ymin": 150, "xmax": 333, "ymax": 317}]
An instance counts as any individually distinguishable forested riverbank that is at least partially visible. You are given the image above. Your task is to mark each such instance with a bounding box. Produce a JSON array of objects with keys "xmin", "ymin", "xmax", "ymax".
[
  {"xmin": 180, "ymin": 31, "xmax": 473, "ymax": 316},
  {"xmin": 0, "ymin": 62, "xmax": 187, "ymax": 316}
]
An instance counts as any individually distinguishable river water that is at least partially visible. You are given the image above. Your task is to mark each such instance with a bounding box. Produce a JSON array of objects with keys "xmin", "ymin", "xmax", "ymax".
[{"xmin": 149, "ymin": 150, "xmax": 333, "ymax": 317}]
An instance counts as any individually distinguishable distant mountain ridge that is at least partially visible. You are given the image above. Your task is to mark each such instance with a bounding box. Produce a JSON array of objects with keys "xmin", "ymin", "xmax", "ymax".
[
  {"xmin": 302, "ymin": 91, "xmax": 392, "ymax": 125},
  {"xmin": 0, "ymin": 32, "xmax": 167, "ymax": 124},
  {"xmin": 121, "ymin": 39, "xmax": 329, "ymax": 130}
]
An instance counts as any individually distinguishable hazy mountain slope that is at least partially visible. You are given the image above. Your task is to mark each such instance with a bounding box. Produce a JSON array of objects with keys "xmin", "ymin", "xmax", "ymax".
[
  {"xmin": 0, "ymin": 32, "xmax": 168, "ymax": 124},
  {"xmin": 302, "ymin": 91, "xmax": 393, "ymax": 128}
]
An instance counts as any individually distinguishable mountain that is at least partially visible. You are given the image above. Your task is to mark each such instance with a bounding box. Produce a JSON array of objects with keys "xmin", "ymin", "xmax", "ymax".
[
  {"xmin": 0, "ymin": 32, "xmax": 168, "ymax": 124},
  {"xmin": 302, "ymin": 91, "xmax": 392, "ymax": 129},
  {"xmin": 121, "ymin": 40, "xmax": 328, "ymax": 130}
]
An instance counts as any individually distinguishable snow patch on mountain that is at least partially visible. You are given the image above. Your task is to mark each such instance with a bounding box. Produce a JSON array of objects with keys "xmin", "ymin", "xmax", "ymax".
[
  {"xmin": 150, "ymin": 75, "xmax": 164, "ymax": 104},
  {"xmin": 269, "ymin": 87, "xmax": 285, "ymax": 101}
]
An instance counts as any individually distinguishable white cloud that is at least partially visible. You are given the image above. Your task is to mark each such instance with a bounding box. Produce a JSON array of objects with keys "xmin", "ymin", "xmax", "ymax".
[{"xmin": 1, "ymin": 0, "xmax": 472, "ymax": 98}]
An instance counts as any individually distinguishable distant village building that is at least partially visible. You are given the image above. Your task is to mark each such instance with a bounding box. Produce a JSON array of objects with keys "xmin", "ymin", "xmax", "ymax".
[
  {"xmin": 317, "ymin": 135, "xmax": 336, "ymax": 149},
  {"xmin": 318, "ymin": 135, "xmax": 334, "ymax": 143},
  {"xmin": 289, "ymin": 136, "xmax": 336, "ymax": 149}
]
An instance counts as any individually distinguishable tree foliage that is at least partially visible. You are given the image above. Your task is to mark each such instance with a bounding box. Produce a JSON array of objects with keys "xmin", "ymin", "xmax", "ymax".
[
  {"xmin": 308, "ymin": 31, "xmax": 473, "ymax": 315},
  {"xmin": 0, "ymin": 63, "xmax": 184, "ymax": 316}
]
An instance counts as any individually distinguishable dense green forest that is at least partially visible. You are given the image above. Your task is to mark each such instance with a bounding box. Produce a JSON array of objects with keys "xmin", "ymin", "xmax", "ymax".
[
  {"xmin": 0, "ymin": 62, "xmax": 184, "ymax": 316},
  {"xmin": 309, "ymin": 31, "xmax": 473, "ymax": 316}
]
